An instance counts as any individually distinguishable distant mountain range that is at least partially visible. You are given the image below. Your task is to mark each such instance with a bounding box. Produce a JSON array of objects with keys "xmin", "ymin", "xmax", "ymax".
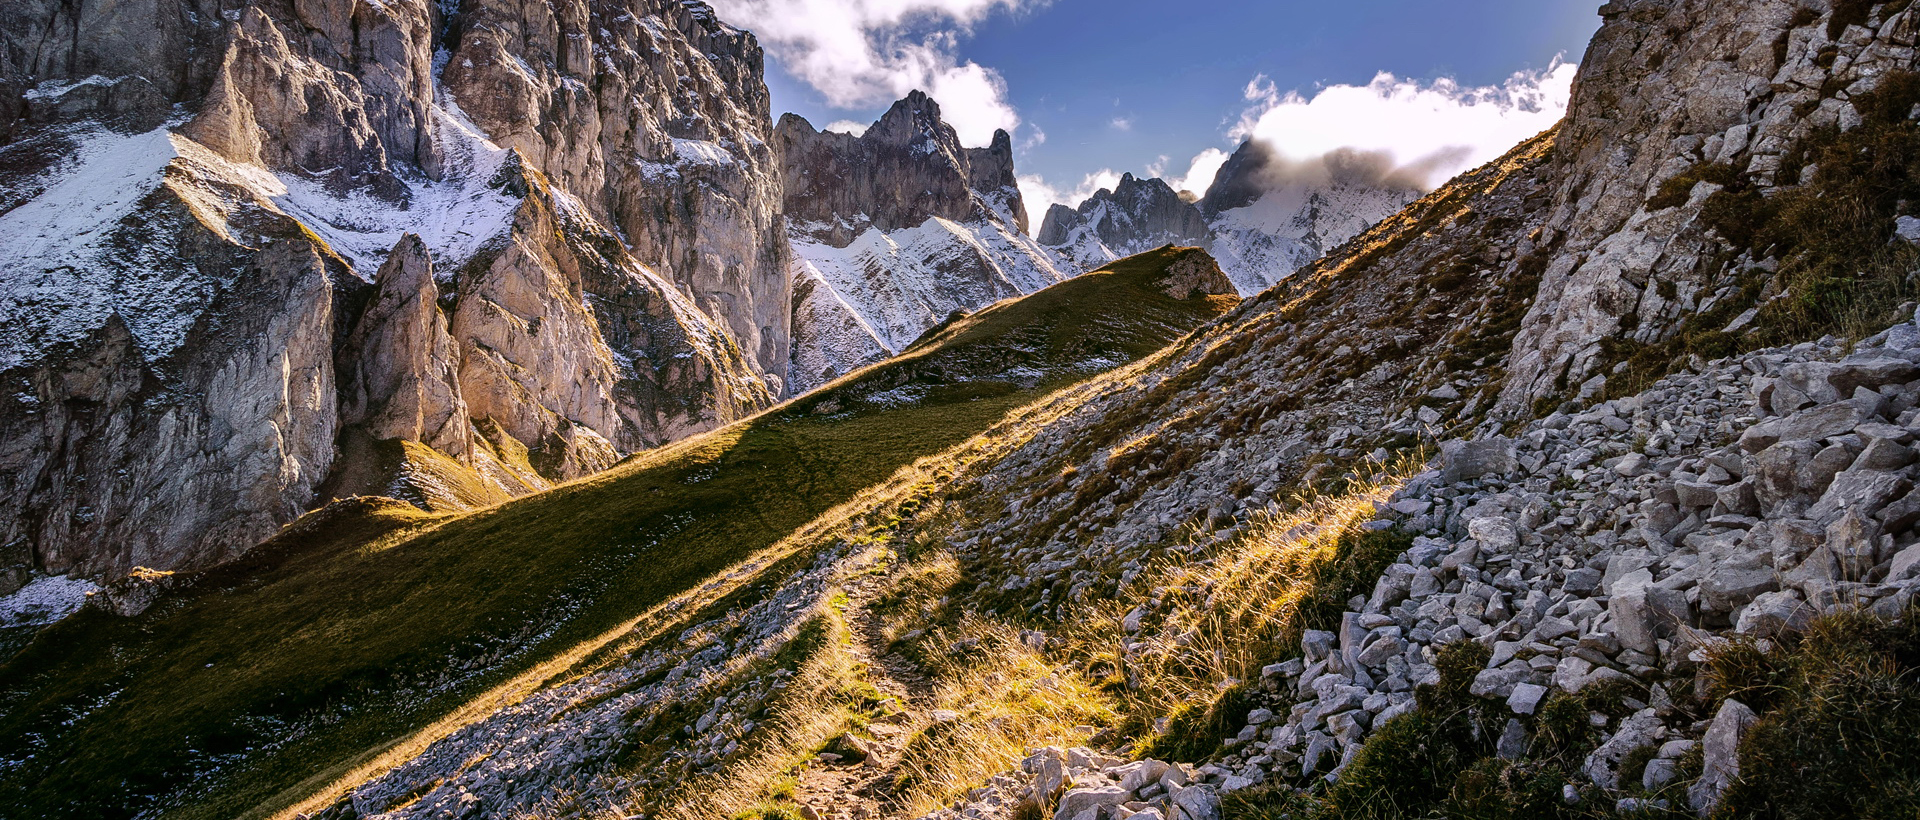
[{"xmin": 1039, "ymin": 140, "xmax": 1422, "ymax": 294}]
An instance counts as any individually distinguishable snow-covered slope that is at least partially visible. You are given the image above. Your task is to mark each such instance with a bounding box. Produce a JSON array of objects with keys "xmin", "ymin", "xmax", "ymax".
[
  {"xmin": 777, "ymin": 95, "xmax": 1067, "ymax": 394},
  {"xmin": 1037, "ymin": 173, "xmax": 1211, "ymax": 277},
  {"xmin": 1036, "ymin": 142, "xmax": 1419, "ymax": 296},
  {"xmin": 1205, "ymin": 180, "xmax": 1420, "ymax": 294}
]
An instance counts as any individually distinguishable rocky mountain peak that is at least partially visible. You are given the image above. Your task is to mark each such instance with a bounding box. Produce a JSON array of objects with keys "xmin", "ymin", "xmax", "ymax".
[
  {"xmin": 865, "ymin": 89, "xmax": 954, "ymax": 148},
  {"xmin": 1036, "ymin": 173, "xmax": 1210, "ymax": 252},
  {"xmin": 1040, "ymin": 140, "xmax": 1415, "ymax": 292},
  {"xmin": 780, "ymin": 92, "xmax": 1062, "ymax": 395},
  {"xmin": 775, "ymin": 91, "xmax": 1023, "ymax": 245},
  {"xmin": 966, "ymin": 127, "xmax": 1026, "ymax": 234},
  {"xmin": 1199, "ymin": 139, "xmax": 1273, "ymax": 217}
]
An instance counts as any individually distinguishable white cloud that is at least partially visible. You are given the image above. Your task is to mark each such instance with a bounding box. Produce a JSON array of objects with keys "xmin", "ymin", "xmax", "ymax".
[
  {"xmin": 1168, "ymin": 148, "xmax": 1231, "ymax": 196},
  {"xmin": 1229, "ymin": 59, "xmax": 1577, "ymax": 189},
  {"xmin": 1018, "ymin": 168, "xmax": 1123, "ymax": 226},
  {"xmin": 824, "ymin": 120, "xmax": 870, "ymax": 136},
  {"xmin": 1019, "ymin": 124, "xmax": 1047, "ymax": 151},
  {"xmin": 707, "ymin": 0, "xmax": 1041, "ymax": 146},
  {"xmin": 1110, "ymin": 117, "xmax": 1133, "ymax": 132}
]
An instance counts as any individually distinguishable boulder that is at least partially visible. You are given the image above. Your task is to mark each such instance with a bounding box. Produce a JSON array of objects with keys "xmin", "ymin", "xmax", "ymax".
[
  {"xmin": 1508, "ymin": 683, "xmax": 1550, "ymax": 715},
  {"xmin": 1467, "ymin": 517, "xmax": 1521, "ymax": 551},
  {"xmin": 1700, "ymin": 554, "xmax": 1779, "ymax": 615},
  {"xmin": 1674, "ymin": 481, "xmax": 1722, "ymax": 509},
  {"xmin": 1825, "ymin": 512, "xmax": 1886, "ymax": 579},
  {"xmin": 1735, "ymin": 591, "xmax": 1816, "ymax": 638},
  {"xmin": 1608, "ymin": 569, "xmax": 1690, "ymax": 655},
  {"xmin": 1750, "ymin": 440, "xmax": 1825, "ymax": 511},
  {"xmin": 1583, "ymin": 708, "xmax": 1665, "ymax": 791},
  {"xmin": 1827, "ymin": 357, "xmax": 1920, "ymax": 395},
  {"xmin": 1887, "ymin": 542, "xmax": 1920, "ymax": 582},
  {"xmin": 1740, "ymin": 404, "xmax": 1869, "ymax": 454},
  {"xmin": 1026, "ymin": 748, "xmax": 1068, "ymax": 803},
  {"xmin": 1166, "ymin": 784, "xmax": 1221, "ymax": 820},
  {"xmin": 1441, "ymin": 438, "xmax": 1518, "ymax": 483},
  {"xmin": 1055, "ymin": 785, "xmax": 1129, "ymax": 820},
  {"xmin": 1806, "ymin": 470, "xmax": 1910, "ymax": 527},
  {"xmin": 1715, "ymin": 480, "xmax": 1762, "ymax": 517},
  {"xmin": 1689, "ymin": 700, "xmax": 1757, "ymax": 817}
]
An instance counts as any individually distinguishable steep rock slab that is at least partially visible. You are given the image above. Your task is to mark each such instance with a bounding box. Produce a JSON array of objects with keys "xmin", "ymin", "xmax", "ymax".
[
  {"xmin": 778, "ymin": 93, "xmax": 1066, "ymax": 394},
  {"xmin": 442, "ymin": 0, "xmax": 792, "ymax": 385},
  {"xmin": 0, "ymin": 130, "xmax": 345, "ymax": 581},
  {"xmin": 1500, "ymin": 0, "xmax": 1920, "ymax": 410},
  {"xmin": 337, "ymin": 234, "xmax": 472, "ymax": 460}
]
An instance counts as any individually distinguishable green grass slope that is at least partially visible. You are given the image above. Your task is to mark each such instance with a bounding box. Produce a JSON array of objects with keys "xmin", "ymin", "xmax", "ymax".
[{"xmin": 0, "ymin": 247, "xmax": 1236, "ymax": 820}]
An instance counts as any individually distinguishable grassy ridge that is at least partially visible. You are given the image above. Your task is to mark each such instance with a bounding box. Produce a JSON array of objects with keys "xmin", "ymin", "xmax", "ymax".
[{"xmin": 0, "ymin": 247, "xmax": 1235, "ymax": 820}]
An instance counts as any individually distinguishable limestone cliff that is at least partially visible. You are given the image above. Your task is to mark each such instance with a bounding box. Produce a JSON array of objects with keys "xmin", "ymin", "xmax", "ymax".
[
  {"xmin": 777, "ymin": 93, "xmax": 1066, "ymax": 394},
  {"xmin": 1500, "ymin": 0, "xmax": 1920, "ymax": 412},
  {"xmin": 0, "ymin": 0, "xmax": 780, "ymax": 584}
]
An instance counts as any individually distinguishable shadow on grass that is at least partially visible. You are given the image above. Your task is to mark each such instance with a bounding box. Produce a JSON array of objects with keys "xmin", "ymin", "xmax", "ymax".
[{"xmin": 0, "ymin": 248, "xmax": 1236, "ymax": 820}]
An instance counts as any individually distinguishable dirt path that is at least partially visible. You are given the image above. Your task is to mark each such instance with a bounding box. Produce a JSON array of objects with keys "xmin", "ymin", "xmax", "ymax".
[{"xmin": 791, "ymin": 568, "xmax": 935, "ymax": 820}]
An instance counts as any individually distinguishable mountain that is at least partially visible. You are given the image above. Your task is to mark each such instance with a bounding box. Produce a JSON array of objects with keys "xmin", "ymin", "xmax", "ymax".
[
  {"xmin": 1036, "ymin": 172, "xmax": 1213, "ymax": 267},
  {"xmin": 777, "ymin": 93, "xmax": 1070, "ymax": 394},
  {"xmin": 1038, "ymin": 140, "xmax": 1420, "ymax": 295},
  {"xmin": 12, "ymin": 0, "xmax": 1920, "ymax": 819},
  {"xmin": 1198, "ymin": 140, "xmax": 1426, "ymax": 294},
  {"xmin": 0, "ymin": 0, "xmax": 785, "ymax": 585}
]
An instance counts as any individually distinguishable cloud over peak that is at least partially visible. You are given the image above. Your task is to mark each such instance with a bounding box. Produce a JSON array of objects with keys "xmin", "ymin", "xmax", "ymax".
[
  {"xmin": 707, "ymin": 0, "xmax": 1042, "ymax": 147},
  {"xmin": 1226, "ymin": 59, "xmax": 1577, "ymax": 190}
]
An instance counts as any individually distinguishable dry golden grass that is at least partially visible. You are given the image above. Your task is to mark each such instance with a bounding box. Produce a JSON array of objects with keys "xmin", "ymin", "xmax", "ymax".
[
  {"xmin": 1060, "ymin": 470, "xmax": 1409, "ymax": 751},
  {"xmin": 834, "ymin": 461, "xmax": 1419, "ymax": 814},
  {"xmin": 890, "ymin": 618, "xmax": 1115, "ymax": 816}
]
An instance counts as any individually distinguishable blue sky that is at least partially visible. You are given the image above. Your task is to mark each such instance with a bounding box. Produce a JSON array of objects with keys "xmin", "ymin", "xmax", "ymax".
[{"xmin": 711, "ymin": 0, "xmax": 1602, "ymax": 217}]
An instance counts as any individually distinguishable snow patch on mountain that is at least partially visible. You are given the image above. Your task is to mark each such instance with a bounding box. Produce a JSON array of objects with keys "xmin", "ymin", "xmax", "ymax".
[
  {"xmin": 786, "ymin": 213, "xmax": 1066, "ymax": 394},
  {"xmin": 267, "ymin": 102, "xmax": 523, "ymax": 279},
  {"xmin": 1206, "ymin": 183, "xmax": 1418, "ymax": 294},
  {"xmin": 0, "ymin": 575, "xmax": 100, "ymax": 627},
  {"xmin": 0, "ymin": 126, "xmax": 201, "ymax": 370}
]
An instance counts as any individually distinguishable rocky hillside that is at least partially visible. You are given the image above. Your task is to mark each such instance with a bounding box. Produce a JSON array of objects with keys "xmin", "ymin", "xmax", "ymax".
[
  {"xmin": 177, "ymin": 0, "xmax": 1920, "ymax": 817},
  {"xmin": 0, "ymin": 0, "xmax": 785, "ymax": 587},
  {"xmin": 1039, "ymin": 141, "xmax": 1420, "ymax": 295},
  {"xmin": 0, "ymin": 248, "xmax": 1236, "ymax": 820},
  {"xmin": 778, "ymin": 93, "xmax": 1069, "ymax": 394}
]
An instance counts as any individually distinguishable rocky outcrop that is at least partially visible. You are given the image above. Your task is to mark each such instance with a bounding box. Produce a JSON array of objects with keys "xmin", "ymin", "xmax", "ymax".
[
  {"xmin": 0, "ymin": 155, "xmax": 344, "ymax": 579},
  {"xmin": 1037, "ymin": 173, "xmax": 1212, "ymax": 275},
  {"xmin": 0, "ymin": 0, "xmax": 779, "ymax": 583},
  {"xmin": 1499, "ymin": 0, "xmax": 1920, "ymax": 411},
  {"xmin": 441, "ymin": 0, "xmax": 792, "ymax": 384},
  {"xmin": 778, "ymin": 93, "xmax": 1066, "ymax": 394},
  {"xmin": 338, "ymin": 235, "xmax": 471, "ymax": 459}
]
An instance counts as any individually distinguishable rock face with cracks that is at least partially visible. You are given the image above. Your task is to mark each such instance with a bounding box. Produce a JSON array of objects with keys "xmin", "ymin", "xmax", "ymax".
[{"xmin": 0, "ymin": 0, "xmax": 780, "ymax": 585}]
